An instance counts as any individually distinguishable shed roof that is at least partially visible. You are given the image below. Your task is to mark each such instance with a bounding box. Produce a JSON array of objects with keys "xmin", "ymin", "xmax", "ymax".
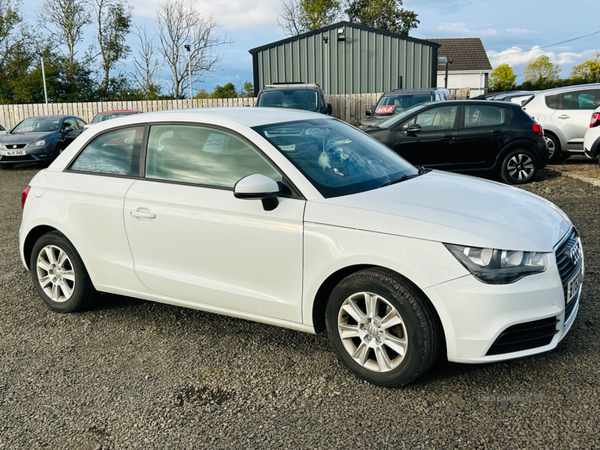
[
  {"xmin": 249, "ymin": 21, "xmax": 440, "ymax": 55},
  {"xmin": 427, "ymin": 38, "xmax": 492, "ymax": 72}
]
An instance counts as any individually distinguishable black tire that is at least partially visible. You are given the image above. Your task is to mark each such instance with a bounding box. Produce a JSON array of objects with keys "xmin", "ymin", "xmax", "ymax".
[
  {"xmin": 500, "ymin": 149, "xmax": 537, "ymax": 184},
  {"xmin": 545, "ymin": 134, "xmax": 567, "ymax": 163},
  {"xmin": 30, "ymin": 231, "xmax": 97, "ymax": 313},
  {"xmin": 325, "ymin": 268, "xmax": 440, "ymax": 387}
]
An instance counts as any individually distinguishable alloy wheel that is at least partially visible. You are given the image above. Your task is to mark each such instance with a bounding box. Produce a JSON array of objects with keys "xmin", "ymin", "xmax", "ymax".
[
  {"xmin": 506, "ymin": 153, "xmax": 535, "ymax": 181},
  {"xmin": 337, "ymin": 292, "xmax": 408, "ymax": 372},
  {"xmin": 35, "ymin": 245, "xmax": 76, "ymax": 303}
]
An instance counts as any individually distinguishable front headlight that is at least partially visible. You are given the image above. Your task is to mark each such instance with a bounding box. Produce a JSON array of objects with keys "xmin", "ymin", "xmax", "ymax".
[
  {"xmin": 445, "ymin": 244, "xmax": 548, "ymax": 284},
  {"xmin": 0, "ymin": 143, "xmax": 6, "ymax": 149},
  {"xmin": 28, "ymin": 140, "xmax": 47, "ymax": 147}
]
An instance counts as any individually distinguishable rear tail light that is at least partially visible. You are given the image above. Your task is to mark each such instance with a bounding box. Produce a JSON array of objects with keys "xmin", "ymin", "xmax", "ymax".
[
  {"xmin": 21, "ymin": 186, "xmax": 31, "ymax": 209},
  {"xmin": 590, "ymin": 112, "xmax": 600, "ymax": 128},
  {"xmin": 532, "ymin": 123, "xmax": 544, "ymax": 136}
]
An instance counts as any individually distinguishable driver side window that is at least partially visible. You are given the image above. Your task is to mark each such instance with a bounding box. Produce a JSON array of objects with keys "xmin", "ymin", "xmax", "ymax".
[{"xmin": 402, "ymin": 106, "xmax": 457, "ymax": 132}]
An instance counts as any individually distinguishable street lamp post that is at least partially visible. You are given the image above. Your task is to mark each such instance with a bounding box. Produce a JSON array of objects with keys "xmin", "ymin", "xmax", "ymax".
[
  {"xmin": 184, "ymin": 44, "xmax": 192, "ymax": 99},
  {"xmin": 38, "ymin": 53, "xmax": 48, "ymax": 105},
  {"xmin": 438, "ymin": 55, "xmax": 453, "ymax": 89},
  {"xmin": 322, "ymin": 36, "xmax": 328, "ymax": 95}
]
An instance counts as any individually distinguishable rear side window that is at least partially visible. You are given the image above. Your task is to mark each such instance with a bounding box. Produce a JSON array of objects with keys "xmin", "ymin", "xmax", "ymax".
[
  {"xmin": 69, "ymin": 126, "xmax": 144, "ymax": 176},
  {"xmin": 545, "ymin": 94, "xmax": 560, "ymax": 109},
  {"xmin": 463, "ymin": 106, "xmax": 506, "ymax": 128},
  {"xmin": 546, "ymin": 89, "xmax": 600, "ymax": 110}
]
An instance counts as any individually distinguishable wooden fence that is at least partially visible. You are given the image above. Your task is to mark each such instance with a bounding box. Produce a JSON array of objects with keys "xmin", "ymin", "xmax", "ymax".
[{"xmin": 0, "ymin": 88, "xmax": 470, "ymax": 129}]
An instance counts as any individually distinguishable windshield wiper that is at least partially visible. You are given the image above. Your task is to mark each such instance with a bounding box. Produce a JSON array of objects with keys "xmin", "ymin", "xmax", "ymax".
[{"xmin": 379, "ymin": 166, "xmax": 428, "ymax": 188}]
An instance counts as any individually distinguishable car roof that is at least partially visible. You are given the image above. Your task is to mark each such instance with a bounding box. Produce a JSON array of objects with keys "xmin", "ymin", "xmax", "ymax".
[
  {"xmin": 534, "ymin": 83, "xmax": 600, "ymax": 95},
  {"xmin": 384, "ymin": 88, "xmax": 448, "ymax": 96},
  {"xmin": 89, "ymin": 107, "xmax": 330, "ymax": 129},
  {"xmin": 95, "ymin": 110, "xmax": 141, "ymax": 114}
]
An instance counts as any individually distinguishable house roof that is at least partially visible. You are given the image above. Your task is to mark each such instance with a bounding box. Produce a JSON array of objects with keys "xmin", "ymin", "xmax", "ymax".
[
  {"xmin": 427, "ymin": 38, "xmax": 492, "ymax": 72},
  {"xmin": 249, "ymin": 21, "xmax": 440, "ymax": 55}
]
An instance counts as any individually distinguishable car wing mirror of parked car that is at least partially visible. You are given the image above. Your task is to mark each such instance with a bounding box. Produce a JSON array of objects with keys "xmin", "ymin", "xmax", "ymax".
[
  {"xmin": 233, "ymin": 174, "xmax": 280, "ymax": 211},
  {"xmin": 365, "ymin": 109, "xmax": 372, "ymax": 117},
  {"xmin": 406, "ymin": 124, "xmax": 422, "ymax": 135},
  {"xmin": 63, "ymin": 126, "xmax": 74, "ymax": 134},
  {"xmin": 325, "ymin": 103, "xmax": 333, "ymax": 115}
]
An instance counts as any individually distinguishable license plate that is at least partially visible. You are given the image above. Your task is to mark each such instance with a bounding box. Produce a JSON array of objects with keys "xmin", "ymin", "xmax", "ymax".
[
  {"xmin": 5, "ymin": 150, "xmax": 25, "ymax": 156},
  {"xmin": 567, "ymin": 267, "xmax": 583, "ymax": 304}
]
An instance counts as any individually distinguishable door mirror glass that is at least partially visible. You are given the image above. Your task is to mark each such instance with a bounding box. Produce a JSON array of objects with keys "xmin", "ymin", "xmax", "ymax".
[
  {"xmin": 325, "ymin": 103, "xmax": 333, "ymax": 115},
  {"xmin": 406, "ymin": 124, "xmax": 422, "ymax": 134},
  {"xmin": 365, "ymin": 109, "xmax": 372, "ymax": 117}
]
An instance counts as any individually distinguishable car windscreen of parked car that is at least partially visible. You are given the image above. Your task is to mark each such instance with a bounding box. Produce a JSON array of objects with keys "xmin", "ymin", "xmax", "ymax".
[
  {"xmin": 376, "ymin": 103, "xmax": 430, "ymax": 129},
  {"xmin": 373, "ymin": 94, "xmax": 433, "ymax": 117},
  {"xmin": 257, "ymin": 89, "xmax": 320, "ymax": 112},
  {"xmin": 253, "ymin": 118, "xmax": 418, "ymax": 197},
  {"xmin": 13, "ymin": 117, "xmax": 61, "ymax": 133}
]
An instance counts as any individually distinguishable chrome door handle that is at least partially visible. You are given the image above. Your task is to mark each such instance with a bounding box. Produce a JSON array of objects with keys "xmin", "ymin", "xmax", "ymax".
[
  {"xmin": 557, "ymin": 115, "xmax": 570, "ymax": 119},
  {"xmin": 130, "ymin": 209, "xmax": 156, "ymax": 219}
]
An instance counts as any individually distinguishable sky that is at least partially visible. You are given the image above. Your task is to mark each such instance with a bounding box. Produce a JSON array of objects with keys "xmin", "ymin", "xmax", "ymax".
[{"xmin": 23, "ymin": 0, "xmax": 600, "ymax": 95}]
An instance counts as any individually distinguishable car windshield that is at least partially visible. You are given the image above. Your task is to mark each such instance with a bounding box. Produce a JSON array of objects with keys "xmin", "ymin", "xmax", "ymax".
[
  {"xmin": 91, "ymin": 112, "xmax": 137, "ymax": 123},
  {"xmin": 13, "ymin": 117, "xmax": 61, "ymax": 133},
  {"xmin": 376, "ymin": 103, "xmax": 431, "ymax": 129},
  {"xmin": 253, "ymin": 119, "xmax": 419, "ymax": 198},
  {"xmin": 373, "ymin": 94, "xmax": 434, "ymax": 117},
  {"xmin": 257, "ymin": 89, "xmax": 319, "ymax": 112}
]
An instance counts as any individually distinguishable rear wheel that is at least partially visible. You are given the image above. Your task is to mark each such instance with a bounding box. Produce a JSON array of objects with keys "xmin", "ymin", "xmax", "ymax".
[
  {"xmin": 30, "ymin": 231, "xmax": 97, "ymax": 313},
  {"xmin": 326, "ymin": 269, "xmax": 440, "ymax": 387},
  {"xmin": 501, "ymin": 149, "xmax": 537, "ymax": 184},
  {"xmin": 545, "ymin": 134, "xmax": 568, "ymax": 163}
]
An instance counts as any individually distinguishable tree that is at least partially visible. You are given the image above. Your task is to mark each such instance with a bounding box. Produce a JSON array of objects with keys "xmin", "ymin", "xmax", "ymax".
[
  {"xmin": 132, "ymin": 24, "xmax": 162, "ymax": 99},
  {"xmin": 93, "ymin": 0, "xmax": 133, "ymax": 100},
  {"xmin": 39, "ymin": 0, "xmax": 91, "ymax": 79},
  {"xmin": 346, "ymin": 0, "xmax": 418, "ymax": 35},
  {"xmin": 238, "ymin": 81, "xmax": 254, "ymax": 98},
  {"xmin": 489, "ymin": 63, "xmax": 516, "ymax": 92},
  {"xmin": 523, "ymin": 55, "xmax": 560, "ymax": 87},
  {"xmin": 156, "ymin": 0, "xmax": 230, "ymax": 99},
  {"xmin": 210, "ymin": 82, "xmax": 237, "ymax": 98},
  {"xmin": 570, "ymin": 53, "xmax": 600, "ymax": 84},
  {"xmin": 278, "ymin": 0, "xmax": 340, "ymax": 35},
  {"xmin": 194, "ymin": 88, "xmax": 209, "ymax": 99}
]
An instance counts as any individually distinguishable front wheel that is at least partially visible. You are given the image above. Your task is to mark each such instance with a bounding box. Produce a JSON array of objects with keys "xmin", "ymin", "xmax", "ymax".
[
  {"xmin": 30, "ymin": 231, "xmax": 97, "ymax": 313},
  {"xmin": 501, "ymin": 149, "xmax": 537, "ymax": 184},
  {"xmin": 326, "ymin": 269, "xmax": 440, "ymax": 387}
]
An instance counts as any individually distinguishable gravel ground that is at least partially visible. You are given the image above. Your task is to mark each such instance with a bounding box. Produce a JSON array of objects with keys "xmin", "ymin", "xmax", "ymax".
[{"xmin": 1, "ymin": 164, "xmax": 599, "ymax": 449}]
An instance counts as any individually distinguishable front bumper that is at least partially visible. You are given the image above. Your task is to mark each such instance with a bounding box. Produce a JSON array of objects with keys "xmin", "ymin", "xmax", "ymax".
[
  {"xmin": 425, "ymin": 229, "xmax": 583, "ymax": 363},
  {"xmin": 0, "ymin": 147, "xmax": 54, "ymax": 164}
]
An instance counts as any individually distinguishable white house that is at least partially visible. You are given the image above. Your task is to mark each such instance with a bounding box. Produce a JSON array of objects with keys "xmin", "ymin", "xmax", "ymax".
[{"xmin": 427, "ymin": 38, "xmax": 492, "ymax": 97}]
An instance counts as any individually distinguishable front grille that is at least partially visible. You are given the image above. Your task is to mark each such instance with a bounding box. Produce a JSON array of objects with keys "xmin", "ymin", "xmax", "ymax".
[
  {"xmin": 555, "ymin": 228, "xmax": 583, "ymax": 323},
  {"xmin": 1, "ymin": 155, "xmax": 36, "ymax": 162},
  {"xmin": 3, "ymin": 144, "xmax": 26, "ymax": 149},
  {"xmin": 486, "ymin": 317, "xmax": 559, "ymax": 355}
]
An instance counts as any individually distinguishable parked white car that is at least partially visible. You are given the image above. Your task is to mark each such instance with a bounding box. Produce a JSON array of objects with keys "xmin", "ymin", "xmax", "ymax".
[
  {"xmin": 522, "ymin": 83, "xmax": 600, "ymax": 162},
  {"xmin": 19, "ymin": 108, "xmax": 583, "ymax": 387},
  {"xmin": 583, "ymin": 106, "xmax": 600, "ymax": 163}
]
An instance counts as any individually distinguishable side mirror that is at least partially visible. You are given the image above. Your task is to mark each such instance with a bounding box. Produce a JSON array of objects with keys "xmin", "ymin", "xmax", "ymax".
[
  {"xmin": 233, "ymin": 174, "xmax": 279, "ymax": 211},
  {"xmin": 365, "ymin": 109, "xmax": 372, "ymax": 117},
  {"xmin": 325, "ymin": 103, "xmax": 333, "ymax": 115},
  {"xmin": 63, "ymin": 126, "xmax": 74, "ymax": 134},
  {"xmin": 406, "ymin": 124, "xmax": 422, "ymax": 135}
]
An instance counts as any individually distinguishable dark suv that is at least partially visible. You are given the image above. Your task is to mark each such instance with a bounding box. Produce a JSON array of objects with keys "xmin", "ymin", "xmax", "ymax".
[
  {"xmin": 365, "ymin": 100, "xmax": 547, "ymax": 184},
  {"xmin": 360, "ymin": 88, "xmax": 449, "ymax": 129},
  {"xmin": 256, "ymin": 83, "xmax": 332, "ymax": 115}
]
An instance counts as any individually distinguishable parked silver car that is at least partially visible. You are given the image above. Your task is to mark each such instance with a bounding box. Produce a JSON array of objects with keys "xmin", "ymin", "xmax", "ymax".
[{"xmin": 522, "ymin": 84, "xmax": 600, "ymax": 162}]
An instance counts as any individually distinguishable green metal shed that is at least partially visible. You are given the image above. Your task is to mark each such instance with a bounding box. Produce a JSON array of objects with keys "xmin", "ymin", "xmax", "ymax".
[{"xmin": 249, "ymin": 21, "xmax": 440, "ymax": 96}]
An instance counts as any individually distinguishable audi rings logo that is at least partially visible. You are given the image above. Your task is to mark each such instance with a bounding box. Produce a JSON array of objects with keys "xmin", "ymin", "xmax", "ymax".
[{"xmin": 568, "ymin": 242, "xmax": 582, "ymax": 265}]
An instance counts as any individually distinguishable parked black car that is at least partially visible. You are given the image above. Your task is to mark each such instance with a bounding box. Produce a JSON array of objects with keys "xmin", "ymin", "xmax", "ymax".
[
  {"xmin": 364, "ymin": 100, "xmax": 548, "ymax": 184},
  {"xmin": 256, "ymin": 83, "xmax": 332, "ymax": 115},
  {"xmin": 0, "ymin": 115, "xmax": 86, "ymax": 169}
]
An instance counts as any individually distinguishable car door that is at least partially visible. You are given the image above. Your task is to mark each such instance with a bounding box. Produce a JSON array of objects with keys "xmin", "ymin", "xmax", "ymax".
[
  {"xmin": 551, "ymin": 89, "xmax": 599, "ymax": 151},
  {"xmin": 124, "ymin": 124, "xmax": 305, "ymax": 322},
  {"xmin": 392, "ymin": 105, "xmax": 458, "ymax": 167},
  {"xmin": 453, "ymin": 104, "xmax": 512, "ymax": 170}
]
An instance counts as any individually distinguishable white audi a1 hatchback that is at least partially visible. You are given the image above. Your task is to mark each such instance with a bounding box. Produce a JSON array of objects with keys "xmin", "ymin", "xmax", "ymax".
[{"xmin": 19, "ymin": 108, "xmax": 583, "ymax": 387}]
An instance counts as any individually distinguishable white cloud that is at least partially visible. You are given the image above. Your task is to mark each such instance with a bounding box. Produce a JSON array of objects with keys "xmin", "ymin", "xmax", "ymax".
[
  {"xmin": 487, "ymin": 45, "xmax": 582, "ymax": 69},
  {"xmin": 128, "ymin": 0, "xmax": 281, "ymax": 29},
  {"xmin": 506, "ymin": 28, "xmax": 536, "ymax": 34},
  {"xmin": 436, "ymin": 22, "xmax": 496, "ymax": 36}
]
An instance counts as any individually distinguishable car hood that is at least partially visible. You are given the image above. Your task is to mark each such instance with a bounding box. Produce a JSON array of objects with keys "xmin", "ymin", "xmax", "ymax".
[
  {"xmin": 304, "ymin": 170, "xmax": 571, "ymax": 252},
  {"xmin": 360, "ymin": 116, "xmax": 387, "ymax": 128},
  {"xmin": 0, "ymin": 132, "xmax": 54, "ymax": 144}
]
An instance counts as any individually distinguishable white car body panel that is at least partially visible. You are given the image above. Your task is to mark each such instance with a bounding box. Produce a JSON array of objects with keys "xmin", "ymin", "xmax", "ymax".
[
  {"xmin": 551, "ymin": 108, "xmax": 590, "ymax": 150},
  {"xmin": 19, "ymin": 107, "xmax": 583, "ymax": 367}
]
